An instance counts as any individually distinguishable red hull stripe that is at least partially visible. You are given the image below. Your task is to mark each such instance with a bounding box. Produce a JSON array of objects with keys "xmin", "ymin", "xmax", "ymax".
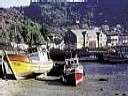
[{"xmin": 75, "ymin": 73, "xmax": 83, "ymax": 81}]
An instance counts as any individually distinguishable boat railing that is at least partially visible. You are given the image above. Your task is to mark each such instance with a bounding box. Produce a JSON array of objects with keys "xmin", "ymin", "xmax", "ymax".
[{"xmin": 65, "ymin": 58, "xmax": 79, "ymax": 68}]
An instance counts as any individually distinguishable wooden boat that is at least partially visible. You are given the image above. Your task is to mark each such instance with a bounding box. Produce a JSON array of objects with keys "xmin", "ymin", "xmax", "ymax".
[
  {"xmin": 62, "ymin": 57, "xmax": 84, "ymax": 86},
  {"xmin": 3, "ymin": 53, "xmax": 34, "ymax": 79},
  {"xmin": 103, "ymin": 54, "xmax": 128, "ymax": 63},
  {"xmin": 27, "ymin": 45, "xmax": 53, "ymax": 74},
  {"xmin": 103, "ymin": 48, "xmax": 128, "ymax": 63}
]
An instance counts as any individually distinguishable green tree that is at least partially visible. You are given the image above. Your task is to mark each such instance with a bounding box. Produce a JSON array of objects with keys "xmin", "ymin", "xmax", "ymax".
[
  {"xmin": 9, "ymin": 31, "xmax": 15, "ymax": 42},
  {"xmin": 21, "ymin": 24, "xmax": 29, "ymax": 43},
  {"xmin": 40, "ymin": 24, "xmax": 49, "ymax": 41}
]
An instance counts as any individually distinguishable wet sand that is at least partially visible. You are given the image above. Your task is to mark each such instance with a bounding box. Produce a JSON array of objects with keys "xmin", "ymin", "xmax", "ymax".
[
  {"xmin": 0, "ymin": 74, "xmax": 128, "ymax": 96},
  {"xmin": 1, "ymin": 63, "xmax": 128, "ymax": 96}
]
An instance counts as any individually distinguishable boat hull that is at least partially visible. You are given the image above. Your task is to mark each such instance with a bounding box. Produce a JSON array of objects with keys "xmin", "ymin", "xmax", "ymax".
[
  {"xmin": 103, "ymin": 54, "xmax": 128, "ymax": 63},
  {"xmin": 3, "ymin": 54, "xmax": 35, "ymax": 79},
  {"xmin": 63, "ymin": 66, "xmax": 84, "ymax": 86},
  {"xmin": 32, "ymin": 60, "xmax": 53, "ymax": 73},
  {"xmin": 9, "ymin": 61, "xmax": 34, "ymax": 78}
]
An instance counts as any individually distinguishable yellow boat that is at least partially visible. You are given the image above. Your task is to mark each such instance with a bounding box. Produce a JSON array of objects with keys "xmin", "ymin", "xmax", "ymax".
[
  {"xmin": 3, "ymin": 45, "xmax": 54, "ymax": 79},
  {"xmin": 3, "ymin": 53, "xmax": 35, "ymax": 79}
]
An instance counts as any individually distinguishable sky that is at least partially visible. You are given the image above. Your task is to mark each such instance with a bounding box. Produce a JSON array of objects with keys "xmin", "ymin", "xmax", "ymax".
[
  {"xmin": 0, "ymin": 0, "xmax": 30, "ymax": 8},
  {"xmin": 0, "ymin": 0, "xmax": 85, "ymax": 8}
]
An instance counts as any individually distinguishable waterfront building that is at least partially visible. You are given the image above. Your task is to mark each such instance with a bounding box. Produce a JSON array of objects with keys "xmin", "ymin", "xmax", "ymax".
[
  {"xmin": 64, "ymin": 27, "xmax": 107, "ymax": 49},
  {"xmin": 85, "ymin": 27, "xmax": 107, "ymax": 48},
  {"xmin": 48, "ymin": 34, "xmax": 65, "ymax": 50},
  {"xmin": 107, "ymin": 33, "xmax": 118, "ymax": 47},
  {"xmin": 107, "ymin": 33, "xmax": 128, "ymax": 47},
  {"xmin": 101, "ymin": 24, "xmax": 110, "ymax": 32},
  {"xmin": 64, "ymin": 28, "xmax": 77, "ymax": 50},
  {"xmin": 48, "ymin": 40, "xmax": 65, "ymax": 50}
]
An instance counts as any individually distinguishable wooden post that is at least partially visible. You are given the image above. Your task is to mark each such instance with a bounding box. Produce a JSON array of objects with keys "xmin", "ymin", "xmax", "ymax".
[
  {"xmin": 3, "ymin": 50, "xmax": 16, "ymax": 80},
  {"xmin": 1, "ymin": 51, "xmax": 6, "ymax": 79}
]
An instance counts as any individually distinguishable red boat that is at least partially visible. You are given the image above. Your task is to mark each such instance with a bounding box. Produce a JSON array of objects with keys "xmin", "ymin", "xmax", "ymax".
[{"xmin": 62, "ymin": 57, "xmax": 84, "ymax": 86}]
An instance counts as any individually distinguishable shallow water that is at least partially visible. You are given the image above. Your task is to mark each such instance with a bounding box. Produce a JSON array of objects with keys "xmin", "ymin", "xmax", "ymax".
[{"xmin": 83, "ymin": 62, "xmax": 128, "ymax": 80}]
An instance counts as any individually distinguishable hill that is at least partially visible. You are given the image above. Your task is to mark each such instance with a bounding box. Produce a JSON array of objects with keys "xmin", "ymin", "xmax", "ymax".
[
  {"xmin": 17, "ymin": 1, "xmax": 128, "ymax": 29},
  {"xmin": 0, "ymin": 8, "xmax": 46, "ymax": 45}
]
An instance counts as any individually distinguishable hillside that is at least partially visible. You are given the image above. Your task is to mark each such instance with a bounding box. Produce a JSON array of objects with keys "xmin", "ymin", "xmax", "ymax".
[
  {"xmin": 17, "ymin": 1, "xmax": 128, "ymax": 29},
  {"xmin": 18, "ymin": 2, "xmax": 88, "ymax": 29},
  {"xmin": 0, "ymin": 8, "xmax": 46, "ymax": 45}
]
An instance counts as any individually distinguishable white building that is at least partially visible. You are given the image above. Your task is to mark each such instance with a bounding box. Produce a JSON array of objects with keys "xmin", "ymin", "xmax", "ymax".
[
  {"xmin": 101, "ymin": 24, "xmax": 110, "ymax": 31},
  {"xmin": 71, "ymin": 27, "xmax": 107, "ymax": 49},
  {"xmin": 48, "ymin": 40, "xmax": 65, "ymax": 50},
  {"xmin": 107, "ymin": 33, "xmax": 128, "ymax": 47}
]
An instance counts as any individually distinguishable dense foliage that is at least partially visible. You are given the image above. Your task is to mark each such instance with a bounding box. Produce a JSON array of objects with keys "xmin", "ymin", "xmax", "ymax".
[{"xmin": 0, "ymin": 8, "xmax": 49, "ymax": 45}]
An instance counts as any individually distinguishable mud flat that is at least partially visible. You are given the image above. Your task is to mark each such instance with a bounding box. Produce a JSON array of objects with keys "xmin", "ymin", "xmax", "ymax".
[
  {"xmin": 1, "ymin": 63, "xmax": 128, "ymax": 96},
  {"xmin": 0, "ymin": 74, "xmax": 128, "ymax": 96}
]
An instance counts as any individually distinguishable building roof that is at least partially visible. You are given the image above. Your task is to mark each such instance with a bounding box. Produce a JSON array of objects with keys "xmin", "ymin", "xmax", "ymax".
[
  {"xmin": 106, "ymin": 32, "xmax": 128, "ymax": 36},
  {"xmin": 71, "ymin": 29, "xmax": 86, "ymax": 37},
  {"xmin": 71, "ymin": 27, "xmax": 102, "ymax": 37}
]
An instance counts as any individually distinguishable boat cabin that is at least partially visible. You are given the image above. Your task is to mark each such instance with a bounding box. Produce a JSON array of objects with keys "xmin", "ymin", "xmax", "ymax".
[
  {"xmin": 28, "ymin": 45, "xmax": 50, "ymax": 64},
  {"xmin": 65, "ymin": 58, "xmax": 79, "ymax": 68}
]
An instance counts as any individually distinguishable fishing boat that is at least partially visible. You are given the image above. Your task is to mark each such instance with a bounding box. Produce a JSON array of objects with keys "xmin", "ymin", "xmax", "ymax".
[
  {"xmin": 62, "ymin": 57, "xmax": 84, "ymax": 86},
  {"xmin": 103, "ymin": 48, "xmax": 128, "ymax": 63},
  {"xmin": 3, "ymin": 52, "xmax": 35, "ymax": 79},
  {"xmin": 27, "ymin": 45, "xmax": 54, "ymax": 75}
]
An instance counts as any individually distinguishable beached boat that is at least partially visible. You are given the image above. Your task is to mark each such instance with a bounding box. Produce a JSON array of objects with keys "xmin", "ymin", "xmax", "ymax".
[
  {"xmin": 27, "ymin": 45, "xmax": 54, "ymax": 74},
  {"xmin": 62, "ymin": 57, "xmax": 84, "ymax": 86},
  {"xmin": 3, "ymin": 53, "xmax": 34, "ymax": 79}
]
